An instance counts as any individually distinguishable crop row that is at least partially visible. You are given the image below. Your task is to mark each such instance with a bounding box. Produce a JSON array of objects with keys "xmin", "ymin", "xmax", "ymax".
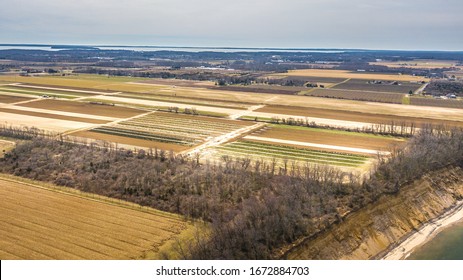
[
  {"xmin": 91, "ymin": 112, "xmax": 250, "ymax": 147},
  {"xmin": 117, "ymin": 122, "xmax": 215, "ymax": 137},
  {"xmin": 216, "ymin": 141, "xmax": 369, "ymax": 167},
  {"xmin": 134, "ymin": 114, "xmax": 247, "ymax": 130},
  {"xmin": 410, "ymin": 97, "xmax": 463, "ymax": 109},
  {"xmin": 124, "ymin": 118, "xmax": 238, "ymax": 133},
  {"xmin": 332, "ymin": 80, "xmax": 421, "ymax": 93},
  {"xmin": 229, "ymin": 141, "xmax": 368, "ymax": 161},
  {"xmin": 91, "ymin": 127, "xmax": 196, "ymax": 146},
  {"xmin": 306, "ymin": 89, "xmax": 403, "ymax": 104}
]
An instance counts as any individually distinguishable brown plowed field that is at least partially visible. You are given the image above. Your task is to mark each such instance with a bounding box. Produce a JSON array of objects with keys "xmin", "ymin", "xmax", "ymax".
[
  {"xmin": 0, "ymin": 177, "xmax": 189, "ymax": 260},
  {"xmin": 252, "ymin": 126, "xmax": 405, "ymax": 151},
  {"xmin": 0, "ymin": 94, "xmax": 33, "ymax": 104},
  {"xmin": 256, "ymin": 105, "xmax": 463, "ymax": 128},
  {"xmin": 20, "ymin": 100, "xmax": 145, "ymax": 118},
  {"xmin": 0, "ymin": 108, "xmax": 109, "ymax": 124},
  {"xmin": 71, "ymin": 130, "xmax": 189, "ymax": 152}
]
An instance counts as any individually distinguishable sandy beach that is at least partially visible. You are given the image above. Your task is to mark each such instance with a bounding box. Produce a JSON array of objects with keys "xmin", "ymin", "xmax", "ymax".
[{"xmin": 382, "ymin": 201, "xmax": 463, "ymax": 260}]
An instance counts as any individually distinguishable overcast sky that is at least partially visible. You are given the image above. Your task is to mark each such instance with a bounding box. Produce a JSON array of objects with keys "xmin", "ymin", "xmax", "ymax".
[{"xmin": 0, "ymin": 0, "xmax": 461, "ymax": 50}]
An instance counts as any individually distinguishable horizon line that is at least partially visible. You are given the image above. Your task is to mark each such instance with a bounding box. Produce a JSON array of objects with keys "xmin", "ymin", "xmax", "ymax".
[{"xmin": 0, "ymin": 43, "xmax": 462, "ymax": 53}]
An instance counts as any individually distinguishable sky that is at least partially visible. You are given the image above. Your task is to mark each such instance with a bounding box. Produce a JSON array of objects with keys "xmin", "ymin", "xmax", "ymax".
[{"xmin": 0, "ymin": 0, "xmax": 462, "ymax": 50}]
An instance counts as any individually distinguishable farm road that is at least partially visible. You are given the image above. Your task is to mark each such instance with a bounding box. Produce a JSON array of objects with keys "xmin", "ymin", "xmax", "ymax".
[{"xmin": 182, "ymin": 122, "xmax": 266, "ymax": 157}]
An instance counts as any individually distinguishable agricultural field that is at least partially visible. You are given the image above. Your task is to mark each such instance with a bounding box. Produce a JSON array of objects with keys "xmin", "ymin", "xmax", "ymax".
[
  {"xmin": 73, "ymin": 112, "xmax": 252, "ymax": 152},
  {"xmin": 116, "ymin": 92, "xmax": 250, "ymax": 109},
  {"xmin": 410, "ymin": 97, "xmax": 463, "ymax": 109},
  {"xmin": 251, "ymin": 125, "xmax": 405, "ymax": 155},
  {"xmin": 283, "ymin": 75, "xmax": 347, "ymax": 84},
  {"xmin": 0, "ymin": 93, "xmax": 34, "ymax": 104},
  {"xmin": 0, "ymin": 74, "xmax": 140, "ymax": 90},
  {"xmin": 0, "ymin": 107, "xmax": 109, "ymax": 124},
  {"xmin": 218, "ymin": 84, "xmax": 306, "ymax": 95},
  {"xmin": 213, "ymin": 140, "xmax": 370, "ymax": 168},
  {"xmin": 271, "ymin": 69, "xmax": 429, "ymax": 82},
  {"xmin": 206, "ymin": 124, "xmax": 403, "ymax": 171},
  {"xmin": 20, "ymin": 99, "xmax": 145, "ymax": 118},
  {"xmin": 135, "ymin": 78, "xmax": 215, "ymax": 87},
  {"xmin": 254, "ymin": 105, "xmax": 463, "ymax": 128},
  {"xmin": 332, "ymin": 79, "xmax": 422, "ymax": 93},
  {"xmin": 0, "ymin": 84, "xmax": 103, "ymax": 99},
  {"xmin": 305, "ymin": 89, "xmax": 404, "ymax": 104},
  {"xmin": 0, "ymin": 176, "xmax": 192, "ymax": 260},
  {"xmin": 370, "ymin": 59, "xmax": 461, "ymax": 69}
]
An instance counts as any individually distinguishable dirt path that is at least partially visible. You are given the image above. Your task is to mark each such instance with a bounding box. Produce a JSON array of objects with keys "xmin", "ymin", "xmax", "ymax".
[
  {"xmin": 414, "ymin": 82, "xmax": 429, "ymax": 95},
  {"xmin": 182, "ymin": 123, "xmax": 266, "ymax": 157},
  {"xmin": 229, "ymin": 105, "xmax": 265, "ymax": 120},
  {"xmin": 244, "ymin": 135, "xmax": 390, "ymax": 155}
]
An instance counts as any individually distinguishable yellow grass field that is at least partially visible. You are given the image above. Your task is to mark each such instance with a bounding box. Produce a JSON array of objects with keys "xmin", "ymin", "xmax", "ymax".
[
  {"xmin": 0, "ymin": 176, "xmax": 193, "ymax": 260},
  {"xmin": 272, "ymin": 69, "xmax": 429, "ymax": 82}
]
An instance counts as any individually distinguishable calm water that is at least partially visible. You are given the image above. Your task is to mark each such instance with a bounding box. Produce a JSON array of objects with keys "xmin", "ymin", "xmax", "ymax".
[
  {"xmin": 408, "ymin": 220, "xmax": 463, "ymax": 260},
  {"xmin": 0, "ymin": 45, "xmax": 345, "ymax": 53}
]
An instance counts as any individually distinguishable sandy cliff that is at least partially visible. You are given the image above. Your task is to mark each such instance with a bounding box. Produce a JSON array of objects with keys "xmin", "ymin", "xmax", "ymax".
[{"xmin": 285, "ymin": 166, "xmax": 463, "ymax": 260}]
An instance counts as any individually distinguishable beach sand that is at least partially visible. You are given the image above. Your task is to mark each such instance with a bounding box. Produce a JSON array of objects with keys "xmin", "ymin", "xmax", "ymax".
[{"xmin": 382, "ymin": 201, "xmax": 463, "ymax": 260}]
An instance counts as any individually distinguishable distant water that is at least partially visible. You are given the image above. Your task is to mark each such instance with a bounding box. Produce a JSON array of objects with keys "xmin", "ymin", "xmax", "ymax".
[
  {"xmin": 97, "ymin": 46, "xmax": 345, "ymax": 53},
  {"xmin": 0, "ymin": 45, "xmax": 345, "ymax": 53},
  {"xmin": 408, "ymin": 220, "xmax": 463, "ymax": 260},
  {"xmin": 0, "ymin": 46, "xmax": 61, "ymax": 51}
]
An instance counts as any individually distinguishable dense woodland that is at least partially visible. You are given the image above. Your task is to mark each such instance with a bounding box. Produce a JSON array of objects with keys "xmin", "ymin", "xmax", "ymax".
[
  {"xmin": 1, "ymin": 125, "xmax": 463, "ymax": 259},
  {"xmin": 426, "ymin": 80, "xmax": 463, "ymax": 96}
]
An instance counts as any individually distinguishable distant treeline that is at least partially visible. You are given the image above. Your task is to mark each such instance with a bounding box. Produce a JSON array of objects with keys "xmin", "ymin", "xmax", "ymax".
[{"xmin": 1, "ymin": 125, "xmax": 463, "ymax": 259}]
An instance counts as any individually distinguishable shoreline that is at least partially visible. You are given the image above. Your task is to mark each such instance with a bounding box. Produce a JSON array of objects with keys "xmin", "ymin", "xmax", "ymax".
[{"xmin": 382, "ymin": 200, "xmax": 463, "ymax": 260}]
